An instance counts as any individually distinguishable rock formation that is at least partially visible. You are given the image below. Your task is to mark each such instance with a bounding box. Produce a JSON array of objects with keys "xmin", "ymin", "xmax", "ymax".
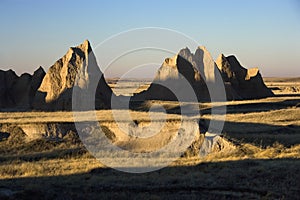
[
  {"xmin": 0, "ymin": 41, "xmax": 274, "ymax": 111},
  {"xmin": 0, "ymin": 69, "xmax": 18, "ymax": 109},
  {"xmin": 133, "ymin": 46, "xmax": 227, "ymax": 102},
  {"xmin": 216, "ymin": 54, "xmax": 274, "ymax": 99},
  {"xmin": 34, "ymin": 40, "xmax": 114, "ymax": 110},
  {"xmin": 133, "ymin": 47, "xmax": 273, "ymax": 102},
  {"xmin": 133, "ymin": 52, "xmax": 210, "ymax": 102},
  {"xmin": 0, "ymin": 67, "xmax": 45, "ymax": 111}
]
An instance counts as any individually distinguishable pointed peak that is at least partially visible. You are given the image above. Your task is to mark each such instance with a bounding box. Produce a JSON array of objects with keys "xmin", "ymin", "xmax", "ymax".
[
  {"xmin": 83, "ymin": 39, "xmax": 90, "ymax": 46},
  {"xmin": 34, "ymin": 66, "xmax": 45, "ymax": 74},
  {"xmin": 179, "ymin": 47, "xmax": 192, "ymax": 55},
  {"xmin": 196, "ymin": 46, "xmax": 209, "ymax": 52},
  {"xmin": 178, "ymin": 47, "xmax": 193, "ymax": 62},
  {"xmin": 78, "ymin": 39, "xmax": 92, "ymax": 52},
  {"xmin": 216, "ymin": 54, "xmax": 227, "ymax": 61},
  {"xmin": 68, "ymin": 39, "xmax": 92, "ymax": 55},
  {"xmin": 194, "ymin": 46, "xmax": 212, "ymax": 58},
  {"xmin": 197, "ymin": 46, "xmax": 206, "ymax": 50},
  {"xmin": 163, "ymin": 54, "xmax": 178, "ymax": 67},
  {"xmin": 182, "ymin": 46, "xmax": 191, "ymax": 51},
  {"xmin": 226, "ymin": 55, "xmax": 247, "ymax": 71},
  {"xmin": 36, "ymin": 66, "xmax": 44, "ymax": 71}
]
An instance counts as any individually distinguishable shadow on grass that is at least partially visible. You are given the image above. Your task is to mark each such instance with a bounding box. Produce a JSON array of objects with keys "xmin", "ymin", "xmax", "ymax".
[
  {"xmin": 0, "ymin": 158, "xmax": 299, "ymax": 199},
  {"xmin": 275, "ymin": 93, "xmax": 300, "ymax": 98},
  {"xmin": 130, "ymin": 98, "xmax": 300, "ymax": 119},
  {"xmin": 0, "ymin": 147, "xmax": 86, "ymax": 163},
  {"xmin": 202, "ymin": 99, "xmax": 300, "ymax": 115},
  {"xmin": 204, "ymin": 119, "xmax": 300, "ymax": 148}
]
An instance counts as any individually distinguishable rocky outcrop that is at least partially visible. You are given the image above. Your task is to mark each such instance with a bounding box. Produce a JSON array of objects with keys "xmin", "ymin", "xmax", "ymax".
[
  {"xmin": 133, "ymin": 46, "xmax": 226, "ymax": 102},
  {"xmin": 216, "ymin": 54, "xmax": 274, "ymax": 99},
  {"xmin": 0, "ymin": 67, "xmax": 45, "ymax": 111},
  {"xmin": 134, "ymin": 48, "xmax": 273, "ymax": 102},
  {"xmin": 133, "ymin": 52, "xmax": 210, "ymax": 102},
  {"xmin": 34, "ymin": 40, "xmax": 114, "ymax": 110},
  {"xmin": 1, "ymin": 41, "xmax": 274, "ymax": 111},
  {"xmin": 0, "ymin": 40, "xmax": 114, "ymax": 111},
  {"xmin": 177, "ymin": 46, "xmax": 218, "ymax": 83},
  {"xmin": 0, "ymin": 70, "xmax": 18, "ymax": 109}
]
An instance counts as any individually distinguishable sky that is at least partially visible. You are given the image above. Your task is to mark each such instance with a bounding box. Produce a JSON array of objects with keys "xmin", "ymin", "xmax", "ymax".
[{"xmin": 0, "ymin": 0, "xmax": 299, "ymax": 77}]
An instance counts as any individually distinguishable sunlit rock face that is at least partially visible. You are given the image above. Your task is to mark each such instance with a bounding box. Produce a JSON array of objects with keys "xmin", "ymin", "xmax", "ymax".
[
  {"xmin": 0, "ymin": 40, "xmax": 274, "ymax": 112},
  {"xmin": 133, "ymin": 46, "xmax": 224, "ymax": 102},
  {"xmin": 133, "ymin": 47, "xmax": 218, "ymax": 102},
  {"xmin": 134, "ymin": 47, "xmax": 273, "ymax": 102},
  {"xmin": 34, "ymin": 40, "xmax": 114, "ymax": 111}
]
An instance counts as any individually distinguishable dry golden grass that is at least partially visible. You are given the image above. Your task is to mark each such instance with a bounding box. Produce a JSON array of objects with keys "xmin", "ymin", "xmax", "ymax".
[
  {"xmin": 0, "ymin": 80, "xmax": 300, "ymax": 199},
  {"xmin": 0, "ymin": 157, "xmax": 99, "ymax": 179},
  {"xmin": 0, "ymin": 110, "xmax": 182, "ymax": 123}
]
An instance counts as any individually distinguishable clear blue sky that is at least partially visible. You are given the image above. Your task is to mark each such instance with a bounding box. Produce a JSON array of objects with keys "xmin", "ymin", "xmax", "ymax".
[{"xmin": 0, "ymin": 0, "xmax": 299, "ymax": 77}]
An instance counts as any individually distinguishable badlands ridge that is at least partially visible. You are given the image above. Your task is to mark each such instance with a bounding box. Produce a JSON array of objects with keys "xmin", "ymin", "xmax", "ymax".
[{"xmin": 0, "ymin": 40, "xmax": 274, "ymax": 111}]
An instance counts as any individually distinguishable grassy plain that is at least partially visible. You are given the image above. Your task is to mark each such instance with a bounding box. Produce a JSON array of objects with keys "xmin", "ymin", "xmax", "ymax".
[{"xmin": 0, "ymin": 79, "xmax": 299, "ymax": 199}]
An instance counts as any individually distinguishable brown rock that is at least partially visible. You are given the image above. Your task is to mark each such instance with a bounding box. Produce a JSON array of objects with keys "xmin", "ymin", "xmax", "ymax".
[
  {"xmin": 34, "ymin": 40, "xmax": 114, "ymax": 110},
  {"xmin": 0, "ymin": 67, "xmax": 45, "ymax": 110},
  {"xmin": 133, "ymin": 50, "xmax": 210, "ymax": 102},
  {"xmin": 216, "ymin": 54, "xmax": 274, "ymax": 99},
  {"xmin": 0, "ymin": 69, "xmax": 18, "ymax": 108},
  {"xmin": 133, "ymin": 46, "xmax": 227, "ymax": 102}
]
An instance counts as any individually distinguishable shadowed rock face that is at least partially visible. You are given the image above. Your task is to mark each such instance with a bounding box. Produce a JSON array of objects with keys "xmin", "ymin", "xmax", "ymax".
[
  {"xmin": 0, "ymin": 70, "xmax": 18, "ymax": 108},
  {"xmin": 133, "ymin": 52, "xmax": 211, "ymax": 102},
  {"xmin": 0, "ymin": 67, "xmax": 45, "ymax": 110},
  {"xmin": 1, "ymin": 41, "xmax": 274, "ymax": 111},
  {"xmin": 0, "ymin": 40, "xmax": 114, "ymax": 111},
  {"xmin": 133, "ymin": 46, "xmax": 227, "ymax": 102},
  {"xmin": 216, "ymin": 54, "xmax": 274, "ymax": 99},
  {"xmin": 134, "ymin": 48, "xmax": 273, "ymax": 102},
  {"xmin": 33, "ymin": 40, "xmax": 114, "ymax": 111}
]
